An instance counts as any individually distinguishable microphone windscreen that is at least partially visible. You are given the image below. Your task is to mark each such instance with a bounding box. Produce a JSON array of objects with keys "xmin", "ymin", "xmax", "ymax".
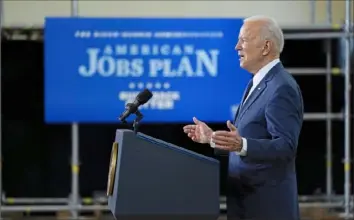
[{"xmin": 136, "ymin": 89, "xmax": 153, "ymax": 104}]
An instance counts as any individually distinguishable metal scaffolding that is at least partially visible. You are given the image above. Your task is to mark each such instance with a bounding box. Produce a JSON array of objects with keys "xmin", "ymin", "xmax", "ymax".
[
  {"xmin": 0, "ymin": 0, "xmax": 3, "ymax": 218},
  {"xmin": 0, "ymin": 0, "xmax": 353, "ymax": 219}
]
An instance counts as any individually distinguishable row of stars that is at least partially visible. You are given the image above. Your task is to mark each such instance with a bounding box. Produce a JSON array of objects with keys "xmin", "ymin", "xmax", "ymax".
[{"xmin": 128, "ymin": 82, "xmax": 171, "ymax": 90}]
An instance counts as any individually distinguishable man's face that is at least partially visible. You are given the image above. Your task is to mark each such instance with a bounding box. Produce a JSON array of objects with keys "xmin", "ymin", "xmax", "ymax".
[{"xmin": 235, "ymin": 21, "xmax": 267, "ymax": 73}]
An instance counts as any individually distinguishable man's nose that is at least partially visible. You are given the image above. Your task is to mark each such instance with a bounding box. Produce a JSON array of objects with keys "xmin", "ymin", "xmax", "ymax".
[{"xmin": 235, "ymin": 43, "xmax": 241, "ymax": 51}]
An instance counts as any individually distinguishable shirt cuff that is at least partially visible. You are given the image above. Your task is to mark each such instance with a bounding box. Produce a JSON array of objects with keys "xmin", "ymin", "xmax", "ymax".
[
  {"xmin": 210, "ymin": 138, "xmax": 216, "ymax": 148},
  {"xmin": 234, "ymin": 137, "xmax": 247, "ymax": 156}
]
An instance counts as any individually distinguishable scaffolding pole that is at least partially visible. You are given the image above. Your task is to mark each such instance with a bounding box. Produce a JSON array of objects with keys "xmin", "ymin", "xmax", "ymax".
[
  {"xmin": 0, "ymin": 202, "xmax": 348, "ymax": 213},
  {"xmin": 326, "ymin": 0, "xmax": 332, "ymax": 26},
  {"xmin": 219, "ymin": 202, "xmax": 345, "ymax": 211},
  {"xmin": 287, "ymin": 67, "xmax": 341, "ymax": 75},
  {"xmin": 303, "ymin": 113, "xmax": 343, "ymax": 120},
  {"xmin": 284, "ymin": 32, "xmax": 353, "ymax": 40},
  {"xmin": 325, "ymin": 0, "xmax": 333, "ymax": 200},
  {"xmin": 343, "ymin": 0, "xmax": 352, "ymax": 218},
  {"xmin": 70, "ymin": 0, "xmax": 80, "ymax": 219},
  {"xmin": 3, "ymin": 197, "xmax": 69, "ymax": 204},
  {"xmin": 310, "ymin": 0, "xmax": 316, "ymax": 24},
  {"xmin": 325, "ymin": 39, "xmax": 333, "ymax": 200},
  {"xmin": 1, "ymin": 196, "xmax": 106, "ymax": 205},
  {"xmin": 0, "ymin": 205, "xmax": 107, "ymax": 212},
  {"xmin": 0, "ymin": 0, "xmax": 3, "ymax": 218}
]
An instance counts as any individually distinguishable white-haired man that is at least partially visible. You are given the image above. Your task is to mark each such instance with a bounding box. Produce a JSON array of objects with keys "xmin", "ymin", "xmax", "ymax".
[{"xmin": 184, "ymin": 15, "xmax": 304, "ymax": 220}]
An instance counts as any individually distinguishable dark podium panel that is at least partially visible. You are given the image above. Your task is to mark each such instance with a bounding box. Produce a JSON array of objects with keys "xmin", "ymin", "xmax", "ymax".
[{"xmin": 107, "ymin": 129, "xmax": 220, "ymax": 220}]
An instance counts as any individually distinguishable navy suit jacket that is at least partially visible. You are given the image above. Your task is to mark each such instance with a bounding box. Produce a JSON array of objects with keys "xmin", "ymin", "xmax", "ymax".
[{"xmin": 218, "ymin": 62, "xmax": 304, "ymax": 220}]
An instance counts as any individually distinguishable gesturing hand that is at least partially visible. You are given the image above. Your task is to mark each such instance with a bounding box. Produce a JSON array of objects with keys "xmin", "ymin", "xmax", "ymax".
[
  {"xmin": 211, "ymin": 120, "xmax": 243, "ymax": 152},
  {"xmin": 183, "ymin": 117, "xmax": 213, "ymax": 144}
]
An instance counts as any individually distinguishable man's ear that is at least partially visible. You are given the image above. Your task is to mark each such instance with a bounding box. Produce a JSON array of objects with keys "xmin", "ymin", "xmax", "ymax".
[{"xmin": 262, "ymin": 40, "xmax": 271, "ymax": 56}]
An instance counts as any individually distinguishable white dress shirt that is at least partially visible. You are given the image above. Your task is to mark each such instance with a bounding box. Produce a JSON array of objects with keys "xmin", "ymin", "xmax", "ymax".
[{"xmin": 211, "ymin": 58, "xmax": 280, "ymax": 156}]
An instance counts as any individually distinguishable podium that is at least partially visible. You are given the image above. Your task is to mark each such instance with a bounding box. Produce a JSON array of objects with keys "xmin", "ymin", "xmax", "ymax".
[{"xmin": 106, "ymin": 129, "xmax": 220, "ymax": 220}]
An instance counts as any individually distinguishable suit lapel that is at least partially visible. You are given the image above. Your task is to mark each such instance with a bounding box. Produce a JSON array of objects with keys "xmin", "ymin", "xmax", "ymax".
[
  {"xmin": 240, "ymin": 80, "xmax": 252, "ymax": 106},
  {"xmin": 236, "ymin": 62, "xmax": 283, "ymax": 123},
  {"xmin": 233, "ymin": 80, "xmax": 252, "ymax": 123},
  {"xmin": 237, "ymin": 82, "xmax": 267, "ymax": 121},
  {"xmin": 233, "ymin": 105, "xmax": 241, "ymax": 124}
]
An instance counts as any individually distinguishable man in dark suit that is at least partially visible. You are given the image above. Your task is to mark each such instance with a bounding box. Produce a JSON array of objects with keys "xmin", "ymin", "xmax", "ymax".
[{"xmin": 183, "ymin": 15, "xmax": 304, "ymax": 220}]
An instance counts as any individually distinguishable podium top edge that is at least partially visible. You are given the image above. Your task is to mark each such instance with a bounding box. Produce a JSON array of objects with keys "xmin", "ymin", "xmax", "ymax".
[
  {"xmin": 137, "ymin": 133, "xmax": 220, "ymax": 164},
  {"xmin": 118, "ymin": 130, "xmax": 219, "ymax": 164}
]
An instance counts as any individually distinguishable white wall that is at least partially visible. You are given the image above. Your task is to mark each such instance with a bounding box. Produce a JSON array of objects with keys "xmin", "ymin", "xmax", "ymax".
[{"xmin": 2, "ymin": 0, "xmax": 352, "ymax": 27}]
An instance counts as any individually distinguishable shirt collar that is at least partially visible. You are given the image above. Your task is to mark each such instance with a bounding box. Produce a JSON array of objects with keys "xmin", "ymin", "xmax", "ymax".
[{"xmin": 252, "ymin": 58, "xmax": 280, "ymax": 86}]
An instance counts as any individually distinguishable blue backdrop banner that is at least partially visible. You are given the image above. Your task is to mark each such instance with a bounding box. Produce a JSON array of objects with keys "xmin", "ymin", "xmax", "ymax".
[{"xmin": 44, "ymin": 17, "xmax": 251, "ymax": 123}]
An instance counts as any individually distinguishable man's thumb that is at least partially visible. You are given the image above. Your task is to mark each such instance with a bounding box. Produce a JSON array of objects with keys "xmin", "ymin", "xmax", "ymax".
[
  {"xmin": 227, "ymin": 120, "xmax": 236, "ymax": 131},
  {"xmin": 193, "ymin": 117, "xmax": 201, "ymax": 125}
]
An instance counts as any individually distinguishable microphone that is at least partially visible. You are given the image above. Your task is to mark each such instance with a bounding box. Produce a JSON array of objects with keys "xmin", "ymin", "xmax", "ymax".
[{"xmin": 119, "ymin": 88, "xmax": 153, "ymax": 123}]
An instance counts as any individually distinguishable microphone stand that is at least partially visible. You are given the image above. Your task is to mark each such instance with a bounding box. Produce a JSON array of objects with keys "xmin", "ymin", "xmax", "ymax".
[
  {"xmin": 119, "ymin": 108, "xmax": 144, "ymax": 134},
  {"xmin": 132, "ymin": 110, "xmax": 143, "ymax": 134}
]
